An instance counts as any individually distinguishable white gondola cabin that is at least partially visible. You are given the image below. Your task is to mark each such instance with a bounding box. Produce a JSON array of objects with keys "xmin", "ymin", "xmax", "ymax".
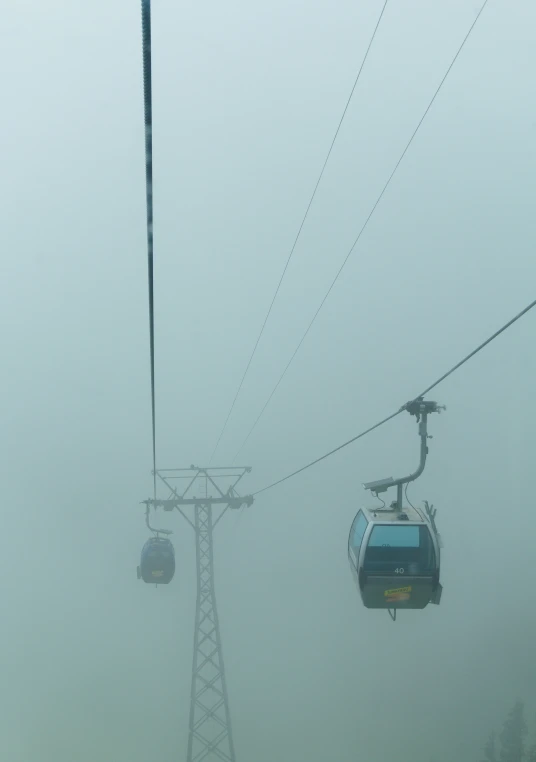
[{"xmin": 348, "ymin": 504, "xmax": 441, "ymax": 611}]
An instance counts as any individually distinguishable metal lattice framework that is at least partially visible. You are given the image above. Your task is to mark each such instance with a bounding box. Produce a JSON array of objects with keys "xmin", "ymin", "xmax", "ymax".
[
  {"xmin": 142, "ymin": 466, "xmax": 253, "ymax": 762},
  {"xmin": 188, "ymin": 503, "xmax": 235, "ymax": 761}
]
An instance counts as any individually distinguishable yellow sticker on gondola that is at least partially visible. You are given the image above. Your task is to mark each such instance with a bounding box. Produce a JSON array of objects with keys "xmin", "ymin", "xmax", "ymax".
[
  {"xmin": 152, "ymin": 570, "xmax": 164, "ymax": 577},
  {"xmin": 384, "ymin": 586, "xmax": 412, "ymax": 596},
  {"xmin": 386, "ymin": 593, "xmax": 411, "ymax": 602}
]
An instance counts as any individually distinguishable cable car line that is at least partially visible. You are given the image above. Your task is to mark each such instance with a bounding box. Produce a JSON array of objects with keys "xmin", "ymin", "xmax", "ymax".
[
  {"xmin": 413, "ymin": 296, "xmax": 536, "ymax": 400},
  {"xmin": 251, "ymin": 295, "xmax": 536, "ymax": 496},
  {"xmin": 231, "ymin": 0, "xmax": 490, "ymax": 464},
  {"xmin": 141, "ymin": 0, "xmax": 157, "ymax": 502},
  {"xmin": 208, "ymin": 0, "xmax": 391, "ymax": 465},
  {"xmin": 251, "ymin": 409, "xmax": 401, "ymax": 496}
]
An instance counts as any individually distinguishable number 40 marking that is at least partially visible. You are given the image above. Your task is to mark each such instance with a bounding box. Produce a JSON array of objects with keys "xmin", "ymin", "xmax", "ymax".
[{"xmin": 394, "ymin": 568, "xmax": 405, "ymax": 574}]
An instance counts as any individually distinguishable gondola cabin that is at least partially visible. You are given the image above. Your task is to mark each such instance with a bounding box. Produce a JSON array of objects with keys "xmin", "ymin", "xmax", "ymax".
[
  {"xmin": 138, "ymin": 537, "xmax": 175, "ymax": 585},
  {"xmin": 348, "ymin": 504, "xmax": 441, "ymax": 611}
]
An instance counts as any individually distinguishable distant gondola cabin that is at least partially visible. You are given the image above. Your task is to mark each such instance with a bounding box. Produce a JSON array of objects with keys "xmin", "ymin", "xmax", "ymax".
[
  {"xmin": 138, "ymin": 537, "xmax": 175, "ymax": 585},
  {"xmin": 348, "ymin": 505, "xmax": 441, "ymax": 610}
]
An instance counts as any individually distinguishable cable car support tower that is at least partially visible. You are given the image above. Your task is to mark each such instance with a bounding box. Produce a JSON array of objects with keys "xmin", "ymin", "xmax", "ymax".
[{"xmin": 143, "ymin": 465, "xmax": 254, "ymax": 762}]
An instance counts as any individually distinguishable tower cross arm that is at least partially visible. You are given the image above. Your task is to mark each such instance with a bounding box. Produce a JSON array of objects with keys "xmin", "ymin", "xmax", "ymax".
[{"xmin": 142, "ymin": 495, "xmax": 254, "ymax": 510}]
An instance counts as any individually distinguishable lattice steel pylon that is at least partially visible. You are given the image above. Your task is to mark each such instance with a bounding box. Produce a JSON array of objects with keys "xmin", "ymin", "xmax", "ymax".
[
  {"xmin": 142, "ymin": 466, "xmax": 253, "ymax": 762},
  {"xmin": 188, "ymin": 503, "xmax": 235, "ymax": 761}
]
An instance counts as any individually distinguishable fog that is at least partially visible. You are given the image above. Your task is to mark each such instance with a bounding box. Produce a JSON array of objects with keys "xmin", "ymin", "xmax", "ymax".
[{"xmin": 2, "ymin": 1, "xmax": 535, "ymax": 760}]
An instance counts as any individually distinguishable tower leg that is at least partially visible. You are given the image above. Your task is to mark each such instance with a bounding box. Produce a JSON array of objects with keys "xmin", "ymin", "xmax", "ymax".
[{"xmin": 187, "ymin": 504, "xmax": 236, "ymax": 762}]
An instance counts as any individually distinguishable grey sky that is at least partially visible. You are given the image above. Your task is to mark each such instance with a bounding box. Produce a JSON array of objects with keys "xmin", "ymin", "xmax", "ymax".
[{"xmin": 2, "ymin": 1, "xmax": 536, "ymax": 760}]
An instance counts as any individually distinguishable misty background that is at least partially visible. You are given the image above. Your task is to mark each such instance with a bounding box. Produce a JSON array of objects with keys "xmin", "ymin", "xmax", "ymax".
[{"xmin": 2, "ymin": 0, "xmax": 535, "ymax": 760}]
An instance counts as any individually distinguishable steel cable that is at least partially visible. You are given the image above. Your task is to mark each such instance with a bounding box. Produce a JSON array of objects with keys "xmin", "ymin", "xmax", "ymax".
[
  {"xmin": 141, "ymin": 0, "xmax": 157, "ymax": 500},
  {"xmin": 252, "ymin": 296, "xmax": 536, "ymax": 496},
  {"xmin": 208, "ymin": 0, "xmax": 391, "ymax": 464},
  {"xmin": 233, "ymin": 0, "xmax": 490, "ymax": 464}
]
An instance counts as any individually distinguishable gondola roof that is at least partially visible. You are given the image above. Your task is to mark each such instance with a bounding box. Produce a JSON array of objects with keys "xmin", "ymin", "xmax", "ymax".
[{"xmin": 361, "ymin": 505, "xmax": 428, "ymax": 523}]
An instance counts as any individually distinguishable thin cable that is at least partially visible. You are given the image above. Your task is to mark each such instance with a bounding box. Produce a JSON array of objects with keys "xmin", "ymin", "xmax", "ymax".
[
  {"xmin": 405, "ymin": 483, "xmax": 416, "ymax": 511},
  {"xmin": 233, "ymin": 0, "xmax": 489, "ymax": 463},
  {"xmin": 141, "ymin": 0, "xmax": 157, "ymax": 501},
  {"xmin": 374, "ymin": 493, "xmax": 386, "ymax": 510},
  {"xmin": 252, "ymin": 295, "xmax": 536, "ymax": 497},
  {"xmin": 208, "ymin": 0, "xmax": 391, "ymax": 465}
]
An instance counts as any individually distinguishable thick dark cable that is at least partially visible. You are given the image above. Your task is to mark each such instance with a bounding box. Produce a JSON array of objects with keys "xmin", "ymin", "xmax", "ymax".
[
  {"xmin": 233, "ymin": 0, "xmax": 489, "ymax": 463},
  {"xmin": 141, "ymin": 0, "xmax": 157, "ymax": 501},
  {"xmin": 208, "ymin": 0, "xmax": 390, "ymax": 465},
  {"xmin": 252, "ymin": 410, "xmax": 401, "ymax": 496},
  {"xmin": 252, "ymin": 296, "xmax": 536, "ymax": 496},
  {"xmin": 414, "ymin": 298, "xmax": 536, "ymax": 400}
]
